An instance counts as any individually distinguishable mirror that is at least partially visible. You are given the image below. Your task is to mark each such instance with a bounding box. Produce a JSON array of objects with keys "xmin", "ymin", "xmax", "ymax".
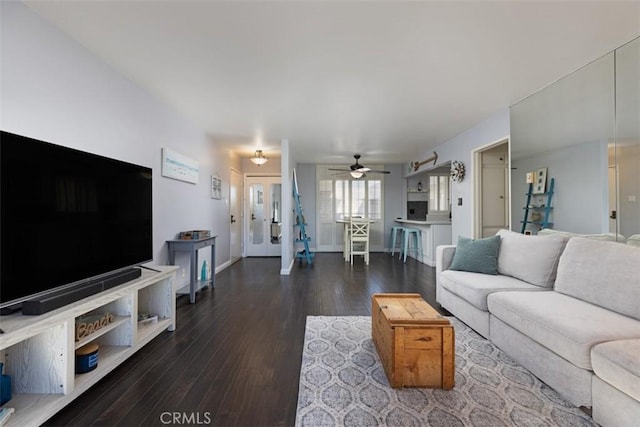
[
  {"xmin": 510, "ymin": 37, "xmax": 639, "ymax": 241},
  {"xmin": 615, "ymin": 38, "xmax": 640, "ymax": 240}
]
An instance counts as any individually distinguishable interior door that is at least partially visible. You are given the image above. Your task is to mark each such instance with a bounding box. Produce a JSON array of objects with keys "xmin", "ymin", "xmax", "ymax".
[
  {"xmin": 230, "ymin": 169, "xmax": 242, "ymax": 262},
  {"xmin": 245, "ymin": 176, "xmax": 281, "ymax": 257},
  {"xmin": 480, "ymin": 144, "xmax": 509, "ymax": 237}
]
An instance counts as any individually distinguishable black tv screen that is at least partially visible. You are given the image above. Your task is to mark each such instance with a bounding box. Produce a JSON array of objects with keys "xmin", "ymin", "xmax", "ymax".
[{"xmin": 0, "ymin": 131, "xmax": 153, "ymax": 309}]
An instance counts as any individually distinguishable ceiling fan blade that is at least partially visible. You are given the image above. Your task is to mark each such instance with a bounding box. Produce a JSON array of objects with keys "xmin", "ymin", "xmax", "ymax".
[
  {"xmin": 328, "ymin": 168, "xmax": 351, "ymax": 172},
  {"xmin": 355, "ymin": 167, "xmax": 371, "ymax": 172},
  {"xmin": 368, "ymin": 169, "xmax": 391, "ymax": 174}
]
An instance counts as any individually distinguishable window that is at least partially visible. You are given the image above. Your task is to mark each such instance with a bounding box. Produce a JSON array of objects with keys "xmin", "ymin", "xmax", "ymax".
[
  {"xmin": 316, "ymin": 165, "xmax": 385, "ymax": 251},
  {"xmin": 429, "ymin": 174, "xmax": 450, "ymax": 213}
]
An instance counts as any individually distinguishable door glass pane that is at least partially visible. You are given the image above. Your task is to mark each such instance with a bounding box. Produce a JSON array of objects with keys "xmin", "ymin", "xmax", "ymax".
[
  {"xmin": 250, "ymin": 183, "xmax": 264, "ymax": 245},
  {"xmin": 270, "ymin": 183, "xmax": 281, "ymax": 223}
]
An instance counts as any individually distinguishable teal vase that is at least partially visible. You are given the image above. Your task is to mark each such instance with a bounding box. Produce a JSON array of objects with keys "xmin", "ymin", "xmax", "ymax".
[{"xmin": 0, "ymin": 362, "xmax": 11, "ymax": 405}]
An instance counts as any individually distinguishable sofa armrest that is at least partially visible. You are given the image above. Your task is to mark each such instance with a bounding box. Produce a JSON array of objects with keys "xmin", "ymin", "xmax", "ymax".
[{"xmin": 436, "ymin": 245, "xmax": 456, "ymax": 303}]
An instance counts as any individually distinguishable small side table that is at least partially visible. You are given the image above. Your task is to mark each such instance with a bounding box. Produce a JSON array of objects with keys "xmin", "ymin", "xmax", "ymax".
[{"xmin": 167, "ymin": 236, "xmax": 217, "ymax": 303}]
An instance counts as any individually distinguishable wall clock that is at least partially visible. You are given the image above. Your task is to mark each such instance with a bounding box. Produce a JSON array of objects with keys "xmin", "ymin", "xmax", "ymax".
[{"xmin": 451, "ymin": 160, "xmax": 465, "ymax": 183}]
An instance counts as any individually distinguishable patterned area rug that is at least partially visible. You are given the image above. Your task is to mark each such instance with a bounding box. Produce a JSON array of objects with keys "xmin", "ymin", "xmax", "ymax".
[{"xmin": 295, "ymin": 316, "xmax": 596, "ymax": 427}]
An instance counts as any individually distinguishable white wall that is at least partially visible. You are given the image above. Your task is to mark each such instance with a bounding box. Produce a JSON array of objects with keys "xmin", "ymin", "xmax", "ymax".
[
  {"xmin": 1, "ymin": 2, "xmax": 239, "ymax": 285},
  {"xmin": 408, "ymin": 109, "xmax": 511, "ymax": 240}
]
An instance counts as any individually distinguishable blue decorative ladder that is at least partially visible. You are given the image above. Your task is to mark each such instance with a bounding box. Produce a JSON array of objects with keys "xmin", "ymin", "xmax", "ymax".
[
  {"xmin": 293, "ymin": 170, "xmax": 314, "ymax": 264},
  {"xmin": 521, "ymin": 178, "xmax": 555, "ymax": 234}
]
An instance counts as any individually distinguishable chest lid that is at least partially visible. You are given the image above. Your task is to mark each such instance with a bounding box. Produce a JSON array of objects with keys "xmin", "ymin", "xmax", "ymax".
[{"xmin": 373, "ymin": 293, "xmax": 449, "ymax": 326}]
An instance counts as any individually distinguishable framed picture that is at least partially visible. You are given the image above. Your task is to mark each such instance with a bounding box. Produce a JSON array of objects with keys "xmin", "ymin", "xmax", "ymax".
[
  {"xmin": 533, "ymin": 167, "xmax": 547, "ymax": 194},
  {"xmin": 211, "ymin": 174, "xmax": 222, "ymax": 199},
  {"xmin": 162, "ymin": 148, "xmax": 199, "ymax": 184}
]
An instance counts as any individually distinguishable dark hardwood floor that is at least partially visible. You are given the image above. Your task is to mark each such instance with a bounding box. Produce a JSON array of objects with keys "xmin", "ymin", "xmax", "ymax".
[{"xmin": 45, "ymin": 253, "xmax": 443, "ymax": 427}]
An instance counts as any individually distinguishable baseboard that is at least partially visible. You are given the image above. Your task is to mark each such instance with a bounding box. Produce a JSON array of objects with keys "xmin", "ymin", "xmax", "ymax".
[
  {"xmin": 215, "ymin": 259, "xmax": 233, "ymax": 275},
  {"xmin": 280, "ymin": 257, "xmax": 295, "ymax": 275}
]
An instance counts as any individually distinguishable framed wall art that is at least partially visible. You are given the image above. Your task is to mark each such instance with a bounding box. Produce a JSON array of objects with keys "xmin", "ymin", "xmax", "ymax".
[
  {"xmin": 162, "ymin": 148, "xmax": 199, "ymax": 184},
  {"xmin": 533, "ymin": 167, "xmax": 548, "ymax": 194},
  {"xmin": 211, "ymin": 174, "xmax": 222, "ymax": 199}
]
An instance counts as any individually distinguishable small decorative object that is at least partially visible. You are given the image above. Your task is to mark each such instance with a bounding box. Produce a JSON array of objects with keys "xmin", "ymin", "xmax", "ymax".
[
  {"xmin": 533, "ymin": 167, "xmax": 548, "ymax": 194},
  {"xmin": 211, "ymin": 174, "xmax": 222, "ymax": 199},
  {"xmin": 411, "ymin": 151, "xmax": 439, "ymax": 172},
  {"xmin": 417, "ymin": 181, "xmax": 423, "ymax": 191},
  {"xmin": 526, "ymin": 172, "xmax": 536, "ymax": 184},
  {"xmin": 75, "ymin": 312, "xmax": 115, "ymax": 342},
  {"xmin": 201, "ymin": 260, "xmax": 208, "ymax": 281},
  {"xmin": 451, "ymin": 160, "xmax": 465, "ymax": 183},
  {"xmin": 75, "ymin": 343, "xmax": 99, "ymax": 374},
  {"xmin": 138, "ymin": 313, "xmax": 158, "ymax": 324},
  {"xmin": 0, "ymin": 407, "xmax": 16, "ymax": 425},
  {"xmin": 0, "ymin": 363, "xmax": 11, "ymax": 405},
  {"xmin": 178, "ymin": 230, "xmax": 211, "ymax": 240}
]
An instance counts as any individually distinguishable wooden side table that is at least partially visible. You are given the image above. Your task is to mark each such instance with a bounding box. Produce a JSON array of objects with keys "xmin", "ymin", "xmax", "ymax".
[
  {"xmin": 372, "ymin": 293, "xmax": 455, "ymax": 389},
  {"xmin": 167, "ymin": 236, "xmax": 216, "ymax": 303}
]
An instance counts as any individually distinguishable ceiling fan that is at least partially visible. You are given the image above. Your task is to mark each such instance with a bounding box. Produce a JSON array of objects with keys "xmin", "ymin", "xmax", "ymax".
[{"xmin": 329, "ymin": 154, "xmax": 391, "ymax": 179}]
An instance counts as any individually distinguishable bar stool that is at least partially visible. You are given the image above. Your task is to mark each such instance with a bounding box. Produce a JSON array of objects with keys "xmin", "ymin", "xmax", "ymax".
[
  {"xmin": 400, "ymin": 228, "xmax": 423, "ymax": 263},
  {"xmin": 390, "ymin": 225, "xmax": 404, "ymax": 256}
]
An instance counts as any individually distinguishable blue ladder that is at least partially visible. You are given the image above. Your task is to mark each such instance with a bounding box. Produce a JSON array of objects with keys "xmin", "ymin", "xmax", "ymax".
[
  {"xmin": 293, "ymin": 169, "xmax": 314, "ymax": 264},
  {"xmin": 521, "ymin": 178, "xmax": 555, "ymax": 234}
]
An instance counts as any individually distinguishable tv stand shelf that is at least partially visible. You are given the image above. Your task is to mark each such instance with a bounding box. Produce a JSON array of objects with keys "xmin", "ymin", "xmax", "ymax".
[{"xmin": 0, "ymin": 266, "xmax": 177, "ymax": 427}]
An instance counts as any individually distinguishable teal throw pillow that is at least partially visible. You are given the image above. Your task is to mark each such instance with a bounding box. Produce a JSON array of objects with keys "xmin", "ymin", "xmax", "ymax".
[{"xmin": 449, "ymin": 235, "xmax": 501, "ymax": 275}]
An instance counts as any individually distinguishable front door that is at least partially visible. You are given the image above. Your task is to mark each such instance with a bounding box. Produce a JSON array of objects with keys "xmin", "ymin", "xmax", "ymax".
[{"xmin": 245, "ymin": 176, "xmax": 281, "ymax": 257}]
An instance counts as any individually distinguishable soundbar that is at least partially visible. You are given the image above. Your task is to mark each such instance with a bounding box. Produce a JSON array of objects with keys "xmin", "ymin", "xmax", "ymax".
[{"xmin": 22, "ymin": 268, "xmax": 142, "ymax": 315}]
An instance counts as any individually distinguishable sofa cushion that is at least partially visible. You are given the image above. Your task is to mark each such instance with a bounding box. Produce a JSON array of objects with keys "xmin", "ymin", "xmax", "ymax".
[
  {"xmin": 555, "ymin": 237, "xmax": 640, "ymax": 320},
  {"xmin": 487, "ymin": 291, "xmax": 640, "ymax": 370},
  {"xmin": 440, "ymin": 270, "xmax": 544, "ymax": 311},
  {"xmin": 592, "ymin": 339, "xmax": 640, "ymax": 401},
  {"xmin": 449, "ymin": 235, "xmax": 501, "ymax": 275},
  {"xmin": 496, "ymin": 229, "xmax": 568, "ymax": 288},
  {"xmin": 538, "ymin": 228, "xmax": 625, "ymax": 242}
]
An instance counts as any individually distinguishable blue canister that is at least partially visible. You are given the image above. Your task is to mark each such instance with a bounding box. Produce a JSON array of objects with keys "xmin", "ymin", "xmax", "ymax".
[
  {"xmin": 0, "ymin": 362, "xmax": 11, "ymax": 405},
  {"xmin": 75, "ymin": 343, "xmax": 99, "ymax": 374}
]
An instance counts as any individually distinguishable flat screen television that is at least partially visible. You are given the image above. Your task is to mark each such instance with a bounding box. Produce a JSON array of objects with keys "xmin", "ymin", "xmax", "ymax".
[{"xmin": 0, "ymin": 131, "xmax": 153, "ymax": 312}]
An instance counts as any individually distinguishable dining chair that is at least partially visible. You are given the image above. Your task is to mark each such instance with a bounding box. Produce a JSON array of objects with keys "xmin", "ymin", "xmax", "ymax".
[{"xmin": 350, "ymin": 218, "xmax": 370, "ymax": 265}]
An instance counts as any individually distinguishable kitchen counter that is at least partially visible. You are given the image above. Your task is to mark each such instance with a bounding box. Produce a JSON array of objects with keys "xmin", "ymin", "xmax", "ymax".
[
  {"xmin": 393, "ymin": 219, "xmax": 452, "ymax": 266},
  {"xmin": 395, "ymin": 219, "xmax": 452, "ymax": 226}
]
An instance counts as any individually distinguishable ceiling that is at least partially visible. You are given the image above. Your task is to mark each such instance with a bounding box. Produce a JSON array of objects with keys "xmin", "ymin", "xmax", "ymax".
[{"xmin": 24, "ymin": 1, "xmax": 640, "ymax": 164}]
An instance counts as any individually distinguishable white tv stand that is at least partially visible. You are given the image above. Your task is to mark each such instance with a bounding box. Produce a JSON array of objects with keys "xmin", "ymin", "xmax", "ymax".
[{"xmin": 0, "ymin": 266, "xmax": 177, "ymax": 426}]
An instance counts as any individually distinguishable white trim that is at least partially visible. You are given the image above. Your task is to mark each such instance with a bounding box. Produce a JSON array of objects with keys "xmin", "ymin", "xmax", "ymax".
[
  {"xmin": 280, "ymin": 257, "xmax": 295, "ymax": 275},
  {"xmin": 472, "ymin": 135, "xmax": 510, "ymax": 239},
  {"xmin": 214, "ymin": 259, "xmax": 233, "ymax": 275}
]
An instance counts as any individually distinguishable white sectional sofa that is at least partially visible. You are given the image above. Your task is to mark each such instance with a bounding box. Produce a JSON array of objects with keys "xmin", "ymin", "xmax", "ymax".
[{"xmin": 436, "ymin": 230, "xmax": 640, "ymax": 426}]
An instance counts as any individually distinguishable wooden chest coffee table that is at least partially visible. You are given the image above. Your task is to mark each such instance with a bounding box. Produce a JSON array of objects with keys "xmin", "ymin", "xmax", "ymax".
[{"xmin": 372, "ymin": 293, "xmax": 454, "ymax": 389}]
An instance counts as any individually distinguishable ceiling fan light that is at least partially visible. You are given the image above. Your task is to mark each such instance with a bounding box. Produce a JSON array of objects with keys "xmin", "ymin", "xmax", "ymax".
[
  {"xmin": 350, "ymin": 170, "xmax": 364, "ymax": 179},
  {"xmin": 250, "ymin": 150, "xmax": 268, "ymax": 165}
]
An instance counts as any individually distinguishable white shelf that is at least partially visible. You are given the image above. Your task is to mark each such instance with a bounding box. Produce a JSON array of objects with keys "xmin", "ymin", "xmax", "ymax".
[
  {"xmin": 74, "ymin": 316, "xmax": 130, "ymax": 350},
  {"xmin": 0, "ymin": 266, "xmax": 177, "ymax": 426},
  {"xmin": 137, "ymin": 317, "xmax": 173, "ymax": 344}
]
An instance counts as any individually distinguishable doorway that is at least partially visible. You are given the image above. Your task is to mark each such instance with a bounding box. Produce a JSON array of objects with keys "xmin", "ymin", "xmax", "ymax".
[
  {"xmin": 230, "ymin": 168, "xmax": 242, "ymax": 262},
  {"xmin": 474, "ymin": 139, "xmax": 510, "ymax": 238},
  {"xmin": 245, "ymin": 176, "xmax": 282, "ymax": 257}
]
